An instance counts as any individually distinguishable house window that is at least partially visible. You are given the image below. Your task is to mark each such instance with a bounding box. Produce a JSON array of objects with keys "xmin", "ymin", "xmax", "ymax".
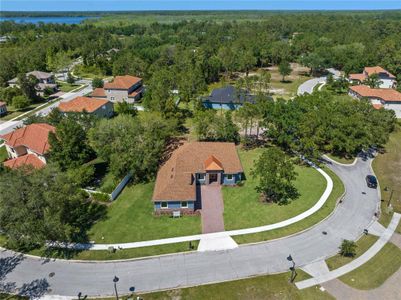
[
  {"xmin": 197, "ymin": 173, "xmax": 205, "ymax": 180},
  {"xmin": 181, "ymin": 201, "xmax": 188, "ymax": 208},
  {"xmin": 227, "ymin": 174, "xmax": 233, "ymax": 180},
  {"xmin": 110, "ymin": 96, "xmax": 115, "ymax": 101},
  {"xmin": 161, "ymin": 202, "xmax": 168, "ymax": 209}
]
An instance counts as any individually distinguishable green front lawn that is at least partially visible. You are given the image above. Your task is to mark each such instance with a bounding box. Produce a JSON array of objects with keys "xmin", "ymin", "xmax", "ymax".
[
  {"xmin": 0, "ymin": 146, "xmax": 8, "ymax": 162},
  {"xmin": 372, "ymin": 122, "xmax": 401, "ymax": 233},
  {"xmin": 339, "ymin": 242, "xmax": 401, "ymax": 290},
  {"xmin": 87, "ymin": 182, "xmax": 201, "ymax": 243},
  {"xmin": 57, "ymin": 81, "xmax": 80, "ymax": 92},
  {"xmin": 233, "ymin": 166, "xmax": 344, "ymax": 244},
  {"xmin": 223, "ymin": 148, "xmax": 327, "ymax": 230},
  {"xmin": 0, "ymin": 102, "xmax": 45, "ymax": 121},
  {"xmin": 325, "ymin": 235, "xmax": 379, "ymax": 270},
  {"xmin": 95, "ymin": 270, "xmax": 332, "ymax": 300}
]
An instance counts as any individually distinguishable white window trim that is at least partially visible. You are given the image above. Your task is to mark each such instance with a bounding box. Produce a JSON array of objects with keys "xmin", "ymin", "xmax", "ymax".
[
  {"xmin": 197, "ymin": 173, "xmax": 205, "ymax": 180},
  {"xmin": 181, "ymin": 201, "xmax": 188, "ymax": 208},
  {"xmin": 227, "ymin": 174, "xmax": 233, "ymax": 180},
  {"xmin": 160, "ymin": 202, "xmax": 168, "ymax": 209}
]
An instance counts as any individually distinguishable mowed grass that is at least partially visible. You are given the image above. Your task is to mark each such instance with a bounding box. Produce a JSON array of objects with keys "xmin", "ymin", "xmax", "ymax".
[
  {"xmin": 372, "ymin": 122, "xmax": 401, "ymax": 233},
  {"xmin": 95, "ymin": 270, "xmax": 332, "ymax": 300},
  {"xmin": 223, "ymin": 147, "xmax": 326, "ymax": 230},
  {"xmin": 87, "ymin": 182, "xmax": 201, "ymax": 243},
  {"xmin": 0, "ymin": 101, "xmax": 45, "ymax": 121},
  {"xmin": 0, "ymin": 146, "xmax": 8, "ymax": 162},
  {"xmin": 326, "ymin": 153, "xmax": 356, "ymax": 165},
  {"xmin": 29, "ymin": 241, "xmax": 199, "ymax": 261},
  {"xmin": 339, "ymin": 242, "xmax": 401, "ymax": 290},
  {"xmin": 57, "ymin": 81, "xmax": 80, "ymax": 92},
  {"xmin": 325, "ymin": 235, "xmax": 379, "ymax": 271},
  {"xmin": 233, "ymin": 166, "xmax": 344, "ymax": 244}
]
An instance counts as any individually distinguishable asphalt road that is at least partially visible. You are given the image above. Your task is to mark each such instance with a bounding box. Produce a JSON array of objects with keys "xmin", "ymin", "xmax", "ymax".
[
  {"xmin": 0, "ymin": 81, "xmax": 92, "ymax": 136},
  {"xmin": 0, "ymin": 157, "xmax": 379, "ymax": 298}
]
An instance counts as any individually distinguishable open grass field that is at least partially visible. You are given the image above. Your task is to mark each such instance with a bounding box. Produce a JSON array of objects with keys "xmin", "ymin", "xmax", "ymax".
[
  {"xmin": 93, "ymin": 270, "xmax": 332, "ymax": 300},
  {"xmin": 339, "ymin": 242, "xmax": 401, "ymax": 290},
  {"xmin": 223, "ymin": 147, "xmax": 327, "ymax": 230},
  {"xmin": 233, "ymin": 165, "xmax": 344, "ymax": 244},
  {"xmin": 372, "ymin": 122, "xmax": 401, "ymax": 233},
  {"xmin": 87, "ymin": 182, "xmax": 201, "ymax": 243},
  {"xmin": 0, "ymin": 101, "xmax": 45, "ymax": 121},
  {"xmin": 325, "ymin": 235, "xmax": 379, "ymax": 271},
  {"xmin": 0, "ymin": 146, "xmax": 8, "ymax": 162}
]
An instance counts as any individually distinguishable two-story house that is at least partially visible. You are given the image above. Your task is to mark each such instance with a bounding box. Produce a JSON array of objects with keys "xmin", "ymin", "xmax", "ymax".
[
  {"xmin": 152, "ymin": 142, "xmax": 244, "ymax": 215},
  {"xmin": 91, "ymin": 75, "xmax": 143, "ymax": 103},
  {"xmin": 7, "ymin": 70, "xmax": 58, "ymax": 96},
  {"xmin": 0, "ymin": 123, "xmax": 55, "ymax": 169},
  {"xmin": 349, "ymin": 66, "xmax": 397, "ymax": 89},
  {"xmin": 58, "ymin": 96, "xmax": 114, "ymax": 118}
]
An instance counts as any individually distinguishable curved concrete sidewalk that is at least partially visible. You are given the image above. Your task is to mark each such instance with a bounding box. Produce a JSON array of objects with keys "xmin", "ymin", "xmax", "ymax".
[
  {"xmin": 52, "ymin": 165, "xmax": 333, "ymax": 251},
  {"xmin": 296, "ymin": 213, "xmax": 401, "ymax": 289}
]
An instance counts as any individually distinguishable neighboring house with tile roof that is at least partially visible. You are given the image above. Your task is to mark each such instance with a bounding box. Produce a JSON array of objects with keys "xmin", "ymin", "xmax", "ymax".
[
  {"xmin": 349, "ymin": 85, "xmax": 401, "ymax": 117},
  {"xmin": 0, "ymin": 123, "xmax": 55, "ymax": 169},
  {"xmin": 349, "ymin": 66, "xmax": 396, "ymax": 89},
  {"xmin": 203, "ymin": 85, "xmax": 256, "ymax": 110},
  {"xmin": 58, "ymin": 96, "xmax": 114, "ymax": 118},
  {"xmin": 0, "ymin": 101, "xmax": 7, "ymax": 117},
  {"xmin": 90, "ymin": 75, "xmax": 144, "ymax": 103},
  {"xmin": 152, "ymin": 142, "xmax": 244, "ymax": 215},
  {"xmin": 7, "ymin": 70, "xmax": 58, "ymax": 95}
]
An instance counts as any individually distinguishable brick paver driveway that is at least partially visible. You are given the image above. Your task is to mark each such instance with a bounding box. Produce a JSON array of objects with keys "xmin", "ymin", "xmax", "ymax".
[{"xmin": 200, "ymin": 185, "xmax": 225, "ymax": 233}]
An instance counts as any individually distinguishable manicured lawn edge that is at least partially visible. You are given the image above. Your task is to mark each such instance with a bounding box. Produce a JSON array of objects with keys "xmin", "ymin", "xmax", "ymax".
[
  {"xmin": 325, "ymin": 234, "xmax": 379, "ymax": 271},
  {"xmin": 339, "ymin": 242, "xmax": 401, "ymax": 290},
  {"xmin": 232, "ymin": 166, "xmax": 345, "ymax": 244},
  {"xmin": 325, "ymin": 153, "xmax": 356, "ymax": 165}
]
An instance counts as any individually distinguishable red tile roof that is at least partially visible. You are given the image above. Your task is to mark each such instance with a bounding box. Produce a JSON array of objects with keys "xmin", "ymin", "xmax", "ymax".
[
  {"xmin": 152, "ymin": 142, "xmax": 243, "ymax": 202},
  {"xmin": 349, "ymin": 85, "xmax": 401, "ymax": 102},
  {"xmin": 128, "ymin": 86, "xmax": 144, "ymax": 98},
  {"xmin": 91, "ymin": 87, "xmax": 106, "ymax": 97},
  {"xmin": 204, "ymin": 155, "xmax": 224, "ymax": 171},
  {"xmin": 104, "ymin": 75, "xmax": 142, "ymax": 90},
  {"xmin": 3, "ymin": 154, "xmax": 45, "ymax": 169},
  {"xmin": 372, "ymin": 104, "xmax": 383, "ymax": 110},
  {"xmin": 349, "ymin": 73, "xmax": 366, "ymax": 82},
  {"xmin": 364, "ymin": 66, "xmax": 396, "ymax": 79},
  {"xmin": 0, "ymin": 123, "xmax": 55, "ymax": 155},
  {"xmin": 58, "ymin": 96, "xmax": 111, "ymax": 113}
]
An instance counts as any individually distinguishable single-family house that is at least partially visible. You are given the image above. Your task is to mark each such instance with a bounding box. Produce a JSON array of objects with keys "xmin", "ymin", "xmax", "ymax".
[
  {"xmin": 349, "ymin": 85, "xmax": 401, "ymax": 117},
  {"xmin": 0, "ymin": 101, "xmax": 7, "ymax": 117},
  {"xmin": 7, "ymin": 70, "xmax": 58, "ymax": 95},
  {"xmin": 58, "ymin": 96, "xmax": 114, "ymax": 118},
  {"xmin": 152, "ymin": 142, "xmax": 244, "ymax": 215},
  {"xmin": 203, "ymin": 85, "xmax": 256, "ymax": 110},
  {"xmin": 91, "ymin": 75, "xmax": 143, "ymax": 103},
  {"xmin": 0, "ymin": 123, "xmax": 55, "ymax": 169},
  {"xmin": 349, "ymin": 66, "xmax": 396, "ymax": 89}
]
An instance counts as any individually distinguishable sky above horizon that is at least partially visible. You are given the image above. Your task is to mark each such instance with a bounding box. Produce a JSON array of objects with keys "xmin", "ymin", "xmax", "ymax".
[{"xmin": 1, "ymin": 0, "xmax": 401, "ymax": 12}]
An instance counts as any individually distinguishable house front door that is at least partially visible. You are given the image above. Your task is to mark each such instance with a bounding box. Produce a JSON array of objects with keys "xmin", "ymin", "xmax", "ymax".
[{"xmin": 209, "ymin": 173, "xmax": 218, "ymax": 184}]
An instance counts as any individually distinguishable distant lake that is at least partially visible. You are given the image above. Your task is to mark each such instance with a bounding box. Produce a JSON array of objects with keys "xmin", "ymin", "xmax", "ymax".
[{"xmin": 0, "ymin": 16, "xmax": 96, "ymax": 24}]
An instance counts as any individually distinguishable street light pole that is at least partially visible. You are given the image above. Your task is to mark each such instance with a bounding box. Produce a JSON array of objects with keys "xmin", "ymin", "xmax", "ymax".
[{"xmin": 113, "ymin": 276, "xmax": 119, "ymax": 300}]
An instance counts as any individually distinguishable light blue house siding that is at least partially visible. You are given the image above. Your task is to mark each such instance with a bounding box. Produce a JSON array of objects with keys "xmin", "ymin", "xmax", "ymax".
[
  {"xmin": 154, "ymin": 201, "xmax": 195, "ymax": 210},
  {"xmin": 203, "ymin": 102, "xmax": 243, "ymax": 110},
  {"xmin": 223, "ymin": 173, "xmax": 242, "ymax": 185}
]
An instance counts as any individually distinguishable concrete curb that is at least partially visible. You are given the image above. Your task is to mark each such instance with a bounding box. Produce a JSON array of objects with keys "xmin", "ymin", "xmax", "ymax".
[{"xmin": 323, "ymin": 154, "xmax": 357, "ymax": 167}]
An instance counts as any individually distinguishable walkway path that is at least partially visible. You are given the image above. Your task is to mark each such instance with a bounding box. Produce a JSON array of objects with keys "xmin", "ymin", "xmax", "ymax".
[
  {"xmin": 0, "ymin": 157, "xmax": 379, "ymax": 297},
  {"xmin": 296, "ymin": 213, "xmax": 401, "ymax": 289},
  {"xmin": 200, "ymin": 185, "xmax": 225, "ymax": 234},
  {"xmin": 321, "ymin": 232, "xmax": 401, "ymax": 300}
]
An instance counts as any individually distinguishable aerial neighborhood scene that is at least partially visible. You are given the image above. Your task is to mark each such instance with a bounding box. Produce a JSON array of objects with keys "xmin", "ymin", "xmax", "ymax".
[{"xmin": 1, "ymin": 1, "xmax": 401, "ymax": 299}]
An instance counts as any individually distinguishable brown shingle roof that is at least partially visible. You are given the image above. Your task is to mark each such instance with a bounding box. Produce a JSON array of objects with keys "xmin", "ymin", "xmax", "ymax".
[
  {"xmin": 3, "ymin": 154, "xmax": 45, "ymax": 169},
  {"xmin": 58, "ymin": 96, "xmax": 111, "ymax": 113},
  {"xmin": 91, "ymin": 87, "xmax": 106, "ymax": 97},
  {"xmin": 152, "ymin": 142, "xmax": 243, "ymax": 201},
  {"xmin": 350, "ymin": 85, "xmax": 401, "ymax": 102},
  {"xmin": 0, "ymin": 123, "xmax": 55, "ymax": 155},
  {"xmin": 104, "ymin": 75, "xmax": 142, "ymax": 90}
]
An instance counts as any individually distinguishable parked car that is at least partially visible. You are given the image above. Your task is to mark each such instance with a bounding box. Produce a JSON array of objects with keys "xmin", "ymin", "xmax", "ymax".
[{"xmin": 365, "ymin": 175, "xmax": 378, "ymax": 189}]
